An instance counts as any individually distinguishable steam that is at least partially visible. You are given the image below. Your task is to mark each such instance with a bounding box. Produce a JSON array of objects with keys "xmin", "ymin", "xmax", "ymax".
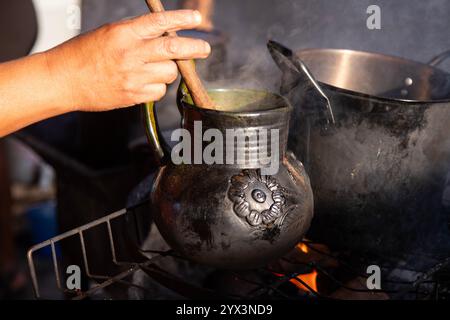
[{"xmin": 204, "ymin": 46, "xmax": 281, "ymax": 93}]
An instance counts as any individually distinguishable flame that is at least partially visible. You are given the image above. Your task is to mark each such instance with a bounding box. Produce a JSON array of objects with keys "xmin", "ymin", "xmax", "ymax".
[
  {"xmin": 297, "ymin": 243, "xmax": 309, "ymax": 254},
  {"xmin": 274, "ymin": 270, "xmax": 319, "ymax": 293},
  {"xmin": 274, "ymin": 241, "xmax": 319, "ymax": 293},
  {"xmin": 290, "ymin": 270, "xmax": 318, "ymax": 292}
]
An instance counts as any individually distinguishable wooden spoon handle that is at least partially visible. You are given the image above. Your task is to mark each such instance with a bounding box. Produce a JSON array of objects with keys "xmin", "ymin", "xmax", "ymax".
[{"xmin": 145, "ymin": 0, "xmax": 215, "ymax": 109}]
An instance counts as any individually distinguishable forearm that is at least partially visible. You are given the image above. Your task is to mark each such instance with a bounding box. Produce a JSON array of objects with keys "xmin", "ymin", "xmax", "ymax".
[{"xmin": 0, "ymin": 51, "xmax": 71, "ymax": 137}]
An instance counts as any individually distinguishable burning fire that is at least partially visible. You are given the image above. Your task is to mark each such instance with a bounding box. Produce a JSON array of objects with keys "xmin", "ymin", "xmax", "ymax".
[
  {"xmin": 297, "ymin": 243, "xmax": 309, "ymax": 254},
  {"xmin": 291, "ymin": 243, "xmax": 318, "ymax": 292},
  {"xmin": 290, "ymin": 269, "xmax": 318, "ymax": 292},
  {"xmin": 274, "ymin": 242, "xmax": 319, "ymax": 293}
]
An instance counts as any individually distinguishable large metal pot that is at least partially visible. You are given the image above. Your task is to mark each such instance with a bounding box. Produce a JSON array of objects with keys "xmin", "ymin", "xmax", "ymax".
[{"xmin": 269, "ymin": 41, "xmax": 450, "ymax": 257}]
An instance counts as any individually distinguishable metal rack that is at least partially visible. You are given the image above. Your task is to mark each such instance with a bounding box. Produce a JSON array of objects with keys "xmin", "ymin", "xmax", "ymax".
[{"xmin": 27, "ymin": 201, "xmax": 450, "ymax": 300}]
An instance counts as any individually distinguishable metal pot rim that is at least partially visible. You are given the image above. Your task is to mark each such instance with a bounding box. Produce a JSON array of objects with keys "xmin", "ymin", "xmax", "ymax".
[
  {"xmin": 296, "ymin": 48, "xmax": 450, "ymax": 104},
  {"xmin": 181, "ymin": 88, "xmax": 293, "ymax": 116}
]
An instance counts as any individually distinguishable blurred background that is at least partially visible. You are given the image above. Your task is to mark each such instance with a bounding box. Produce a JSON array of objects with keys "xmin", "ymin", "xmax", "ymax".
[
  {"xmin": 83, "ymin": 0, "xmax": 450, "ymax": 71},
  {"xmin": 1, "ymin": 0, "xmax": 450, "ymax": 299}
]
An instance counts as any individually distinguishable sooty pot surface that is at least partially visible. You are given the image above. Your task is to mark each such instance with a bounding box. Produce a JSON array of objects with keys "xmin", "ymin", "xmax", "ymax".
[
  {"xmin": 288, "ymin": 48, "xmax": 450, "ymax": 256},
  {"xmin": 148, "ymin": 89, "xmax": 314, "ymax": 269}
]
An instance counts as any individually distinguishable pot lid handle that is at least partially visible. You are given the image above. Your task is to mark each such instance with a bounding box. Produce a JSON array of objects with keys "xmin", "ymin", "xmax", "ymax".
[
  {"xmin": 267, "ymin": 40, "xmax": 335, "ymax": 126},
  {"xmin": 428, "ymin": 50, "xmax": 450, "ymax": 68}
]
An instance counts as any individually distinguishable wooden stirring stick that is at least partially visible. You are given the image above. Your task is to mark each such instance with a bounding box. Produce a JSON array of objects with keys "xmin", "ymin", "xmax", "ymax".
[{"xmin": 145, "ymin": 0, "xmax": 215, "ymax": 109}]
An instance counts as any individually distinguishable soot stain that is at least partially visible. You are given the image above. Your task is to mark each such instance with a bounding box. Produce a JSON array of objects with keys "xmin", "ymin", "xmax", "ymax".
[
  {"xmin": 261, "ymin": 225, "xmax": 281, "ymax": 243},
  {"xmin": 190, "ymin": 218, "xmax": 214, "ymax": 249}
]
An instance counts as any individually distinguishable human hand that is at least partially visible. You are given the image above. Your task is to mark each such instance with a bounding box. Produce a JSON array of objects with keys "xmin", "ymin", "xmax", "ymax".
[{"xmin": 45, "ymin": 9, "xmax": 211, "ymax": 112}]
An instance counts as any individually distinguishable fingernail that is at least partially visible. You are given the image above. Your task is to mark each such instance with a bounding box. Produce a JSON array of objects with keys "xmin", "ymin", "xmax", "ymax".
[
  {"xmin": 204, "ymin": 41, "xmax": 211, "ymax": 55},
  {"xmin": 193, "ymin": 10, "xmax": 202, "ymax": 24}
]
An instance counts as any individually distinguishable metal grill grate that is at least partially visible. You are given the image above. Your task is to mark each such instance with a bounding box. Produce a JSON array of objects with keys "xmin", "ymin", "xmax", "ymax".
[{"xmin": 27, "ymin": 201, "xmax": 450, "ymax": 300}]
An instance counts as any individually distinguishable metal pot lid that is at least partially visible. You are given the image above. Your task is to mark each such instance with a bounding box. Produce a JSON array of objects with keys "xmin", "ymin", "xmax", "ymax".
[{"xmin": 295, "ymin": 48, "xmax": 450, "ymax": 103}]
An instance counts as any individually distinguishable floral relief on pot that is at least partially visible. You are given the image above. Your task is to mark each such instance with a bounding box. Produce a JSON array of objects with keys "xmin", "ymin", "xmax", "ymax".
[{"xmin": 228, "ymin": 169, "xmax": 288, "ymax": 227}]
